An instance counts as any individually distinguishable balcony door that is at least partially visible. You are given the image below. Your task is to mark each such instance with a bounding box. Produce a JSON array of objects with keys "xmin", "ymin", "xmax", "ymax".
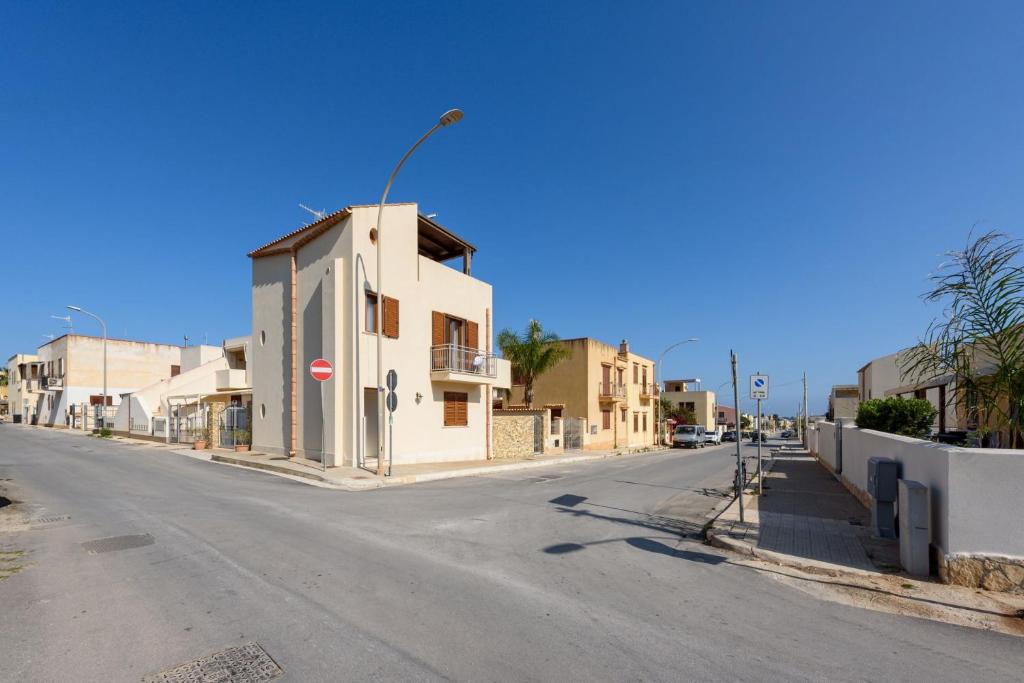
[{"xmin": 602, "ymin": 365, "xmax": 611, "ymax": 394}]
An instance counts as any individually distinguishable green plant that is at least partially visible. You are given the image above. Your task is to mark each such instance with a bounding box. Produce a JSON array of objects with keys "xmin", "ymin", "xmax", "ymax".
[
  {"xmin": 900, "ymin": 231, "xmax": 1024, "ymax": 448},
  {"xmin": 497, "ymin": 320, "xmax": 571, "ymax": 408},
  {"xmin": 232, "ymin": 428, "xmax": 251, "ymax": 446},
  {"xmin": 740, "ymin": 414, "xmax": 753, "ymax": 430},
  {"xmin": 99, "ymin": 428, "xmax": 112, "ymax": 438},
  {"xmin": 855, "ymin": 397, "xmax": 937, "ymax": 438}
]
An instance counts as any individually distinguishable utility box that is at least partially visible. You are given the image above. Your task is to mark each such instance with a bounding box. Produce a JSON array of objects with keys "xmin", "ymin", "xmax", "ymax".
[
  {"xmin": 898, "ymin": 479, "xmax": 930, "ymax": 576},
  {"xmin": 867, "ymin": 457, "xmax": 899, "ymax": 538}
]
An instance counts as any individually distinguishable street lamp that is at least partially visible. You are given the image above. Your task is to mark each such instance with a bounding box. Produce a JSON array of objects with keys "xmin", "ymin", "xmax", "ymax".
[
  {"xmin": 655, "ymin": 337, "xmax": 698, "ymax": 446},
  {"xmin": 68, "ymin": 305, "xmax": 107, "ymax": 428},
  {"xmin": 374, "ymin": 109, "xmax": 463, "ymax": 476}
]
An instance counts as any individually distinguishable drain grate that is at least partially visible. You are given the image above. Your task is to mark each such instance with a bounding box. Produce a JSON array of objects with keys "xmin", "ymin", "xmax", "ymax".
[
  {"xmin": 82, "ymin": 533, "xmax": 154, "ymax": 554},
  {"xmin": 33, "ymin": 515, "xmax": 70, "ymax": 524},
  {"xmin": 143, "ymin": 642, "xmax": 283, "ymax": 683}
]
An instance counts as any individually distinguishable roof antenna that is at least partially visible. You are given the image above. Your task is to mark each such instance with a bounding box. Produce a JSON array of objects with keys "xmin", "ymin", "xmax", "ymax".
[
  {"xmin": 299, "ymin": 204, "xmax": 326, "ymax": 225},
  {"xmin": 51, "ymin": 314, "xmax": 73, "ymax": 331},
  {"xmin": 184, "ymin": 335, "xmax": 190, "ymax": 348},
  {"xmin": 41, "ymin": 333, "xmax": 55, "ymax": 341},
  {"xmin": 426, "ymin": 213, "xmax": 437, "ymax": 219}
]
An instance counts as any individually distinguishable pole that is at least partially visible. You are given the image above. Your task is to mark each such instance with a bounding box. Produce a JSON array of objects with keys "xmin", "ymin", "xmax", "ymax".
[
  {"xmin": 373, "ymin": 111, "xmax": 461, "ymax": 477},
  {"xmin": 802, "ymin": 371, "xmax": 809, "ymax": 447},
  {"xmin": 730, "ymin": 350, "xmax": 744, "ymax": 522},
  {"xmin": 655, "ymin": 338, "xmax": 698, "ymax": 448},
  {"xmin": 756, "ymin": 396, "xmax": 763, "ymax": 495},
  {"xmin": 320, "ymin": 380, "xmax": 326, "ymax": 473}
]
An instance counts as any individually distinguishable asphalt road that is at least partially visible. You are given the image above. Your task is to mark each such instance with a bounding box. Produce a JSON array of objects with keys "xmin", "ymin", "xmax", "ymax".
[{"xmin": 1, "ymin": 426, "xmax": 1022, "ymax": 682}]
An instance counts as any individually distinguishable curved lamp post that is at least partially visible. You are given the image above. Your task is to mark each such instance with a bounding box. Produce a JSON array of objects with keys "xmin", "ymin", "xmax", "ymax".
[
  {"xmin": 67, "ymin": 305, "xmax": 107, "ymax": 428},
  {"xmin": 375, "ymin": 109, "xmax": 463, "ymax": 476},
  {"xmin": 655, "ymin": 337, "xmax": 698, "ymax": 446}
]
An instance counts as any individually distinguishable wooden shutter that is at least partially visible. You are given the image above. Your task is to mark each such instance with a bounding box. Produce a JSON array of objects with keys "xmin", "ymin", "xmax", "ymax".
[
  {"xmin": 444, "ymin": 391, "xmax": 468, "ymax": 426},
  {"xmin": 467, "ymin": 320, "xmax": 479, "ymax": 350},
  {"xmin": 602, "ymin": 410, "xmax": 611, "ymax": 430},
  {"xmin": 432, "ymin": 311, "xmax": 444, "ymax": 346},
  {"xmin": 382, "ymin": 296, "xmax": 399, "ymax": 338}
]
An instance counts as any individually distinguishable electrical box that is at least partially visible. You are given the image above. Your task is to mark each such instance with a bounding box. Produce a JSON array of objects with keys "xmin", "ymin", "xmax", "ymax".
[
  {"xmin": 898, "ymin": 479, "xmax": 930, "ymax": 576},
  {"xmin": 867, "ymin": 457, "xmax": 899, "ymax": 538},
  {"xmin": 868, "ymin": 457, "xmax": 899, "ymax": 502}
]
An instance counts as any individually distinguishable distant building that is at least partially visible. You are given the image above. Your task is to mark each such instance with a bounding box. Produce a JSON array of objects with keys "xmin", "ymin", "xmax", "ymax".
[
  {"xmin": 714, "ymin": 404, "xmax": 737, "ymax": 430},
  {"xmin": 5, "ymin": 353, "xmax": 41, "ymax": 424},
  {"xmin": 661, "ymin": 379, "xmax": 717, "ymax": 432},
  {"xmin": 506, "ymin": 338, "xmax": 657, "ymax": 450},
  {"xmin": 827, "ymin": 384, "xmax": 860, "ymax": 421}
]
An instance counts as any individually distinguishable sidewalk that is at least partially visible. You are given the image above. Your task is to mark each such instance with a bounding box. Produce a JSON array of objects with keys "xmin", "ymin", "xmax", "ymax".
[{"xmin": 708, "ymin": 449, "xmax": 899, "ymax": 575}]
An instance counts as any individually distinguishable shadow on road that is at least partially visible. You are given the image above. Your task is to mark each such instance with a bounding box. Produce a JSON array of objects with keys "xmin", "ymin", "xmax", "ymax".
[{"xmin": 543, "ymin": 536, "xmax": 724, "ymax": 565}]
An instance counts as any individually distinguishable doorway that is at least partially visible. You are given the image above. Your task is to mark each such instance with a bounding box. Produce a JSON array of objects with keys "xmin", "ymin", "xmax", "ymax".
[{"xmin": 363, "ymin": 388, "xmax": 379, "ymax": 469}]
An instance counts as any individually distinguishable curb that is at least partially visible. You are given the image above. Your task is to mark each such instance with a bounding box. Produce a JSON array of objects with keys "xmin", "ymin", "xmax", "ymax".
[{"xmin": 706, "ymin": 529, "xmax": 883, "ymax": 579}]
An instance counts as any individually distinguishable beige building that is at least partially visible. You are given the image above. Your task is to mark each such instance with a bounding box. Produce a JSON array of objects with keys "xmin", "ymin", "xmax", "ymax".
[
  {"xmin": 858, "ymin": 349, "xmax": 959, "ymax": 433},
  {"xmin": 828, "ymin": 384, "xmax": 860, "ymax": 421},
  {"xmin": 506, "ymin": 338, "xmax": 657, "ymax": 450},
  {"xmin": 661, "ymin": 379, "xmax": 717, "ymax": 432},
  {"xmin": 249, "ymin": 203, "xmax": 510, "ymax": 467},
  {"xmin": 5, "ymin": 353, "xmax": 42, "ymax": 423},
  {"xmin": 8, "ymin": 337, "xmax": 183, "ymax": 427}
]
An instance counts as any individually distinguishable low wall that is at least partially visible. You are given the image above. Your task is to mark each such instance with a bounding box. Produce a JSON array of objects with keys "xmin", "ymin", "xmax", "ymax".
[
  {"xmin": 806, "ymin": 422, "xmax": 1024, "ymax": 592},
  {"xmin": 493, "ymin": 409, "xmax": 547, "ymax": 459}
]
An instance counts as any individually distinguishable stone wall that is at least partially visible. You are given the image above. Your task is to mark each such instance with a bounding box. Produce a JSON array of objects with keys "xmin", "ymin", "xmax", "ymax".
[
  {"xmin": 493, "ymin": 411, "xmax": 541, "ymax": 459},
  {"xmin": 942, "ymin": 555, "xmax": 1024, "ymax": 594}
]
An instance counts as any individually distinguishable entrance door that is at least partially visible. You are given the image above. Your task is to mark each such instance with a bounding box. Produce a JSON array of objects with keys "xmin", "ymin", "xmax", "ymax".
[{"xmin": 363, "ymin": 388, "xmax": 379, "ymax": 468}]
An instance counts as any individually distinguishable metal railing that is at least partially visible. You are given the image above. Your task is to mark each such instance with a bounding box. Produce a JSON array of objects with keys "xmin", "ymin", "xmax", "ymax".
[
  {"xmin": 430, "ymin": 344, "xmax": 497, "ymax": 377},
  {"xmin": 598, "ymin": 381, "xmax": 626, "ymax": 398},
  {"xmin": 640, "ymin": 383, "xmax": 658, "ymax": 396}
]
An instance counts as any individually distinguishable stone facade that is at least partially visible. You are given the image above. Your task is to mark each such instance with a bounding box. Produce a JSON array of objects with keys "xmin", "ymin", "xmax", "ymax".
[
  {"xmin": 492, "ymin": 410, "xmax": 542, "ymax": 459},
  {"xmin": 941, "ymin": 555, "xmax": 1024, "ymax": 594}
]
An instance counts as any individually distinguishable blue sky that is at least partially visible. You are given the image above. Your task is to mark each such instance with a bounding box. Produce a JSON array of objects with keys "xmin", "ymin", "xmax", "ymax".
[{"xmin": 3, "ymin": 1, "xmax": 1023, "ymax": 414}]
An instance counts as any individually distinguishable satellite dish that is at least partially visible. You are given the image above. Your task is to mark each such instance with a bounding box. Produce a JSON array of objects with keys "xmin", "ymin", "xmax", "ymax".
[{"xmin": 472, "ymin": 355, "xmax": 485, "ymax": 368}]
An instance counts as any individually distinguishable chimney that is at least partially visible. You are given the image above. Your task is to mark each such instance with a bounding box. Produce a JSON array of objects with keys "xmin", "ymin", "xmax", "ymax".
[{"xmin": 619, "ymin": 339, "xmax": 629, "ymax": 355}]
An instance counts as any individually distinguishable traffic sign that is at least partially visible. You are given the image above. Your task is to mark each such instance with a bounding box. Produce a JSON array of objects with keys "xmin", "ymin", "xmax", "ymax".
[
  {"xmin": 309, "ymin": 358, "xmax": 333, "ymax": 382},
  {"xmin": 386, "ymin": 391, "xmax": 398, "ymax": 412},
  {"xmin": 750, "ymin": 374, "xmax": 769, "ymax": 399},
  {"xmin": 386, "ymin": 369, "xmax": 398, "ymax": 391}
]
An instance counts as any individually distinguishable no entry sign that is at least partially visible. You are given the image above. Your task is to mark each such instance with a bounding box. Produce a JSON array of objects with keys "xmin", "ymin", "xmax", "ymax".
[{"xmin": 309, "ymin": 358, "xmax": 334, "ymax": 382}]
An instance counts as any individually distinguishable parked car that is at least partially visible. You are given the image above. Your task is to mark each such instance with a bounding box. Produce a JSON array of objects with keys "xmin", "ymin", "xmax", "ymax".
[
  {"xmin": 721, "ymin": 430, "xmax": 738, "ymax": 442},
  {"xmin": 672, "ymin": 425, "xmax": 706, "ymax": 448},
  {"xmin": 741, "ymin": 431, "xmax": 752, "ymax": 440},
  {"xmin": 781, "ymin": 429, "xmax": 793, "ymax": 439},
  {"xmin": 750, "ymin": 431, "xmax": 769, "ymax": 442},
  {"xmin": 704, "ymin": 429, "xmax": 722, "ymax": 445}
]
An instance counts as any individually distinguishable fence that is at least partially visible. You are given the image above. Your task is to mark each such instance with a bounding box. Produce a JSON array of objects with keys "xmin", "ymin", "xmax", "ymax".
[
  {"xmin": 807, "ymin": 421, "xmax": 1024, "ymax": 590},
  {"xmin": 430, "ymin": 344, "xmax": 497, "ymax": 377}
]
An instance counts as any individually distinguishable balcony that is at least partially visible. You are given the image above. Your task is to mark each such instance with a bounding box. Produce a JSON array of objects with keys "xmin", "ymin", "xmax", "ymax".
[
  {"xmin": 598, "ymin": 382, "xmax": 626, "ymax": 401},
  {"xmin": 41, "ymin": 376, "xmax": 64, "ymax": 391},
  {"xmin": 216, "ymin": 368, "xmax": 248, "ymax": 391},
  {"xmin": 431, "ymin": 344, "xmax": 497, "ymax": 384},
  {"xmin": 639, "ymin": 383, "xmax": 658, "ymax": 400},
  {"xmin": 24, "ymin": 378, "xmax": 42, "ymax": 392}
]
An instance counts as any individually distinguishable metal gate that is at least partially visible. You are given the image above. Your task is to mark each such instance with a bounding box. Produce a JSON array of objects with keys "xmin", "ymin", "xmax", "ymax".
[
  {"xmin": 220, "ymin": 405, "xmax": 251, "ymax": 447},
  {"xmin": 169, "ymin": 404, "xmax": 205, "ymax": 444},
  {"xmin": 532, "ymin": 414, "xmax": 543, "ymax": 454},
  {"xmin": 563, "ymin": 417, "xmax": 584, "ymax": 451}
]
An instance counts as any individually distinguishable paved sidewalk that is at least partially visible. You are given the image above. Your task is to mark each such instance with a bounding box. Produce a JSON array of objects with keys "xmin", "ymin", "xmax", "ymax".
[{"xmin": 709, "ymin": 450, "xmax": 898, "ymax": 574}]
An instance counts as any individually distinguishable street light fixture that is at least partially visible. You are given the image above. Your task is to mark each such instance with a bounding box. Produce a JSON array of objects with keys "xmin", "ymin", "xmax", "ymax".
[
  {"xmin": 655, "ymin": 337, "xmax": 699, "ymax": 446},
  {"xmin": 68, "ymin": 305, "xmax": 107, "ymax": 428},
  {"xmin": 374, "ymin": 109, "xmax": 464, "ymax": 476}
]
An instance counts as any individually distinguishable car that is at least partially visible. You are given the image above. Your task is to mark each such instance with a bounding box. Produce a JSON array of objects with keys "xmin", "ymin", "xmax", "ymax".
[
  {"xmin": 704, "ymin": 430, "xmax": 722, "ymax": 445},
  {"xmin": 750, "ymin": 431, "xmax": 769, "ymax": 442},
  {"xmin": 781, "ymin": 429, "xmax": 793, "ymax": 439},
  {"xmin": 721, "ymin": 430, "xmax": 738, "ymax": 442},
  {"xmin": 672, "ymin": 424, "xmax": 706, "ymax": 448}
]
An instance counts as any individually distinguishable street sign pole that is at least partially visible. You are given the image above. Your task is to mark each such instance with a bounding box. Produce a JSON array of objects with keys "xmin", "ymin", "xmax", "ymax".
[
  {"xmin": 385, "ymin": 369, "xmax": 398, "ymax": 477},
  {"xmin": 309, "ymin": 358, "xmax": 334, "ymax": 473},
  {"xmin": 730, "ymin": 350, "xmax": 744, "ymax": 523},
  {"xmin": 757, "ymin": 396, "xmax": 762, "ymax": 495}
]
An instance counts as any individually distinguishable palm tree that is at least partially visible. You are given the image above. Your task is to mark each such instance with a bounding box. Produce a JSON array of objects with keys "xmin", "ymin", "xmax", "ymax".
[{"xmin": 497, "ymin": 320, "xmax": 570, "ymax": 408}]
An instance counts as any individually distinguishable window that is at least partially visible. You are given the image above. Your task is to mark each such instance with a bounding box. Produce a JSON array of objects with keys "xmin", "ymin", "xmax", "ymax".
[
  {"xmin": 444, "ymin": 391, "xmax": 468, "ymax": 426},
  {"xmin": 633, "ymin": 363, "xmax": 639, "ymax": 384},
  {"xmin": 621, "ymin": 408, "xmax": 626, "ymax": 422},
  {"xmin": 170, "ymin": 365, "xmax": 181, "ymax": 377},
  {"xmin": 642, "ymin": 366, "xmax": 647, "ymax": 387},
  {"xmin": 633, "ymin": 412, "xmax": 639, "ymax": 433},
  {"xmin": 366, "ymin": 291, "xmax": 378, "ymax": 333},
  {"xmin": 602, "ymin": 409, "xmax": 611, "ymax": 430},
  {"xmin": 57, "ymin": 358, "xmax": 63, "ymax": 376},
  {"xmin": 260, "ymin": 330, "xmax": 266, "ymax": 346},
  {"xmin": 643, "ymin": 413, "xmax": 647, "ymax": 432},
  {"xmin": 617, "ymin": 368, "xmax": 624, "ymax": 385}
]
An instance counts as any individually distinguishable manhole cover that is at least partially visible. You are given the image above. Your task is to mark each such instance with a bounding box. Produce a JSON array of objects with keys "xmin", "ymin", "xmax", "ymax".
[
  {"xmin": 143, "ymin": 642, "xmax": 282, "ymax": 683},
  {"xmin": 82, "ymin": 533, "xmax": 154, "ymax": 554},
  {"xmin": 33, "ymin": 515, "xmax": 71, "ymax": 524}
]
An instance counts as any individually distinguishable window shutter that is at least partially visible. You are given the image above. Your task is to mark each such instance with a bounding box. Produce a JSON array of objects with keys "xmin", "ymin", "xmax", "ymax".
[
  {"xmin": 432, "ymin": 311, "xmax": 444, "ymax": 346},
  {"xmin": 444, "ymin": 391, "xmax": 468, "ymax": 426},
  {"xmin": 467, "ymin": 320, "xmax": 479, "ymax": 350},
  {"xmin": 383, "ymin": 296, "xmax": 399, "ymax": 338}
]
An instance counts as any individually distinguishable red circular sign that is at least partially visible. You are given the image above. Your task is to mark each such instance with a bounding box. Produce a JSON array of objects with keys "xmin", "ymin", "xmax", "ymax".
[{"xmin": 309, "ymin": 358, "xmax": 333, "ymax": 382}]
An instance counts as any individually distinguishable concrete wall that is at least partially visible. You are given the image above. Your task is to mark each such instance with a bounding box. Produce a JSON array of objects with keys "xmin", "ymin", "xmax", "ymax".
[{"xmin": 806, "ymin": 421, "xmax": 1024, "ymax": 583}]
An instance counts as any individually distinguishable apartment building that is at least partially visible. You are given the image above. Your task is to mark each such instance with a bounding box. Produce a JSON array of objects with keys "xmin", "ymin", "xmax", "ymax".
[
  {"xmin": 827, "ymin": 384, "xmax": 860, "ymax": 420},
  {"xmin": 858, "ymin": 349, "xmax": 959, "ymax": 433},
  {"xmin": 506, "ymin": 338, "xmax": 657, "ymax": 450},
  {"xmin": 11, "ymin": 335, "xmax": 184, "ymax": 428},
  {"xmin": 249, "ymin": 203, "xmax": 510, "ymax": 467},
  {"xmin": 5, "ymin": 353, "xmax": 42, "ymax": 423},
  {"xmin": 661, "ymin": 379, "xmax": 718, "ymax": 432}
]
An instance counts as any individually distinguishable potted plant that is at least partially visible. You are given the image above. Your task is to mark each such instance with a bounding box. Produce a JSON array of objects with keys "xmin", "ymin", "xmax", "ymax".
[
  {"xmin": 192, "ymin": 427, "xmax": 211, "ymax": 450},
  {"xmin": 232, "ymin": 429, "xmax": 251, "ymax": 452}
]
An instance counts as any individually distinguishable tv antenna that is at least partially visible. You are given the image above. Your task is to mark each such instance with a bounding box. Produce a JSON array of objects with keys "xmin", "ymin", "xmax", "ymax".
[
  {"xmin": 184, "ymin": 335, "xmax": 190, "ymax": 348},
  {"xmin": 299, "ymin": 204, "xmax": 326, "ymax": 225},
  {"xmin": 51, "ymin": 314, "xmax": 73, "ymax": 331},
  {"xmin": 41, "ymin": 333, "xmax": 55, "ymax": 341}
]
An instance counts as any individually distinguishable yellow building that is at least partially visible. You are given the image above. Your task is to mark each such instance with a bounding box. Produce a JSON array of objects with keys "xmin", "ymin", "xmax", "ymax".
[
  {"xmin": 660, "ymin": 379, "xmax": 717, "ymax": 432},
  {"xmin": 507, "ymin": 338, "xmax": 657, "ymax": 450}
]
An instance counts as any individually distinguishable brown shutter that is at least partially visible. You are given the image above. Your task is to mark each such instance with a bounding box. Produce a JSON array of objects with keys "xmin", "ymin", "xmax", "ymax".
[
  {"xmin": 467, "ymin": 320, "xmax": 479, "ymax": 350},
  {"xmin": 444, "ymin": 391, "xmax": 468, "ymax": 426},
  {"xmin": 382, "ymin": 296, "xmax": 399, "ymax": 338},
  {"xmin": 432, "ymin": 311, "xmax": 444, "ymax": 346}
]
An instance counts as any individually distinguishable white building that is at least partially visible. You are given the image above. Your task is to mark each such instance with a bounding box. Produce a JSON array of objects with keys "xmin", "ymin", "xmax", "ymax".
[{"xmin": 249, "ymin": 203, "xmax": 510, "ymax": 467}]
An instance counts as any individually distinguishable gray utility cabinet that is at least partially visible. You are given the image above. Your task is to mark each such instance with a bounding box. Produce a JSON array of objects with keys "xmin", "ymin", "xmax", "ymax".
[
  {"xmin": 898, "ymin": 479, "xmax": 930, "ymax": 576},
  {"xmin": 867, "ymin": 457, "xmax": 899, "ymax": 539}
]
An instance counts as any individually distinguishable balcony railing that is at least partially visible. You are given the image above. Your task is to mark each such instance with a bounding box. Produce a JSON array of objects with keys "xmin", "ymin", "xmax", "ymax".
[
  {"xmin": 598, "ymin": 381, "xmax": 626, "ymax": 399},
  {"xmin": 640, "ymin": 382, "xmax": 658, "ymax": 397},
  {"xmin": 431, "ymin": 344, "xmax": 497, "ymax": 378}
]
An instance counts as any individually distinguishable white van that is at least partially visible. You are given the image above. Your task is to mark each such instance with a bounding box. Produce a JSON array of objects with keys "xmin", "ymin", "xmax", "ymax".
[{"xmin": 672, "ymin": 424, "xmax": 706, "ymax": 448}]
